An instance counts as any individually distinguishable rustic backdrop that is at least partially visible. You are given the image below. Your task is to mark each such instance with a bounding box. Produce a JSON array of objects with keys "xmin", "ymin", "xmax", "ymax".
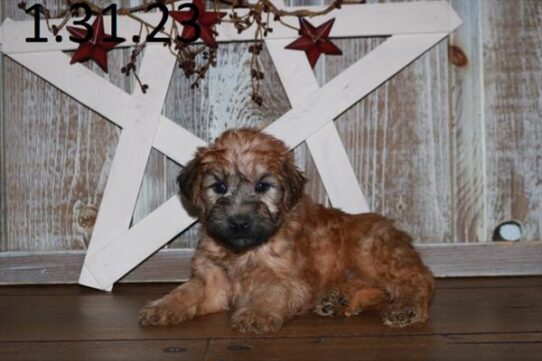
[{"xmin": 1, "ymin": 0, "xmax": 541, "ymax": 283}]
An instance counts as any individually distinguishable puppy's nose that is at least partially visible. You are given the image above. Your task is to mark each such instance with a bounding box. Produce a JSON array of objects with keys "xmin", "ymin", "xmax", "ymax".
[{"xmin": 227, "ymin": 215, "xmax": 251, "ymax": 233}]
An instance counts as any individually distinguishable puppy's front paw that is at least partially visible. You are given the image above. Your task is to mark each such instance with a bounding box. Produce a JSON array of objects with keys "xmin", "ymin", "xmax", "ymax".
[
  {"xmin": 381, "ymin": 304, "xmax": 423, "ymax": 328},
  {"xmin": 139, "ymin": 297, "xmax": 193, "ymax": 326},
  {"xmin": 230, "ymin": 308, "xmax": 284, "ymax": 334},
  {"xmin": 314, "ymin": 288, "xmax": 350, "ymax": 317}
]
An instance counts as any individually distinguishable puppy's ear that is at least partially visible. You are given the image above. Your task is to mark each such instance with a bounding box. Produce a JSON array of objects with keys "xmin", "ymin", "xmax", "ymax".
[
  {"xmin": 177, "ymin": 156, "xmax": 202, "ymax": 207},
  {"xmin": 283, "ymin": 160, "xmax": 306, "ymax": 209}
]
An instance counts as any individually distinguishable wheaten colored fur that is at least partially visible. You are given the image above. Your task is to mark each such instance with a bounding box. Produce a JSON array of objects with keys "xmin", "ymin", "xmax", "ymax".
[{"xmin": 139, "ymin": 128, "xmax": 434, "ymax": 333}]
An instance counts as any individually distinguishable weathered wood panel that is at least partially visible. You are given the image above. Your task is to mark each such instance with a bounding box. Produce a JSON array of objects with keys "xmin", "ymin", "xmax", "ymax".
[
  {"xmin": 1, "ymin": 0, "xmax": 541, "ymax": 261},
  {"xmin": 481, "ymin": 0, "xmax": 542, "ymax": 241},
  {"xmin": 449, "ymin": 0, "xmax": 486, "ymax": 243},
  {"xmin": 0, "ymin": 0, "xmax": 459, "ymax": 249},
  {"xmin": 289, "ymin": 0, "xmax": 330, "ymax": 206},
  {"xmin": 283, "ymin": 0, "xmax": 451, "ymax": 243},
  {"xmin": 2, "ymin": 242, "xmax": 541, "ymax": 285},
  {"xmin": 327, "ymin": 38, "xmax": 452, "ymax": 243},
  {"xmin": 0, "ymin": 0, "xmax": 326, "ymax": 252},
  {"xmin": 0, "ymin": 1, "xmax": 135, "ymax": 251},
  {"xmin": 450, "ymin": 0, "xmax": 542, "ymax": 243},
  {"xmin": 0, "ymin": 1, "xmax": 5, "ymax": 248}
]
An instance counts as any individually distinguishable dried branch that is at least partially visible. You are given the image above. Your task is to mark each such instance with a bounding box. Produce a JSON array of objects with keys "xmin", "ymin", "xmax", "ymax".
[{"xmin": 18, "ymin": 0, "xmax": 345, "ymax": 104}]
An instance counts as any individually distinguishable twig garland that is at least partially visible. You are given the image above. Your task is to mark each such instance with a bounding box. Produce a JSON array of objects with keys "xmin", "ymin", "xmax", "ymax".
[{"xmin": 18, "ymin": 0, "xmax": 349, "ymax": 104}]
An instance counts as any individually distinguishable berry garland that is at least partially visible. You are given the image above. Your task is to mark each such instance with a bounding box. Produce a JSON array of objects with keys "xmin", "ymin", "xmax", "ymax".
[{"xmin": 18, "ymin": 0, "xmax": 351, "ymax": 105}]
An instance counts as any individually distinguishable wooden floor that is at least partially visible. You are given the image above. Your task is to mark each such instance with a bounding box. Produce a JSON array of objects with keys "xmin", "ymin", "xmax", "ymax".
[{"xmin": 1, "ymin": 278, "xmax": 541, "ymax": 361}]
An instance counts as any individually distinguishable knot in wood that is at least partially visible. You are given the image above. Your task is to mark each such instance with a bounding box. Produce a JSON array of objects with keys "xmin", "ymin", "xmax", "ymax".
[
  {"xmin": 449, "ymin": 45, "xmax": 468, "ymax": 67},
  {"xmin": 77, "ymin": 206, "xmax": 98, "ymax": 229}
]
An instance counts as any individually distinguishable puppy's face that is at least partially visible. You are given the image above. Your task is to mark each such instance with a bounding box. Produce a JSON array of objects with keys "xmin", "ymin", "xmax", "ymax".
[{"xmin": 178, "ymin": 129, "xmax": 305, "ymax": 252}]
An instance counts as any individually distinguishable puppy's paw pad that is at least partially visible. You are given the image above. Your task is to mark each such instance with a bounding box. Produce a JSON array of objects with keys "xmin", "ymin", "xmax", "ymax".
[
  {"xmin": 314, "ymin": 288, "xmax": 349, "ymax": 317},
  {"xmin": 314, "ymin": 299, "xmax": 337, "ymax": 317},
  {"xmin": 382, "ymin": 307, "xmax": 418, "ymax": 328},
  {"xmin": 231, "ymin": 309, "xmax": 283, "ymax": 334}
]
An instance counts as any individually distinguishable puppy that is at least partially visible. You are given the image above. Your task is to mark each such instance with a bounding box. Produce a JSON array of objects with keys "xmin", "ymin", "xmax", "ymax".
[{"xmin": 139, "ymin": 128, "xmax": 434, "ymax": 333}]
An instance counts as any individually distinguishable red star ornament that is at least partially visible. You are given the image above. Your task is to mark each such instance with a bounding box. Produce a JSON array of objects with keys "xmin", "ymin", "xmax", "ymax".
[
  {"xmin": 67, "ymin": 15, "xmax": 123, "ymax": 73},
  {"xmin": 285, "ymin": 18, "xmax": 343, "ymax": 68},
  {"xmin": 170, "ymin": 0, "xmax": 227, "ymax": 48}
]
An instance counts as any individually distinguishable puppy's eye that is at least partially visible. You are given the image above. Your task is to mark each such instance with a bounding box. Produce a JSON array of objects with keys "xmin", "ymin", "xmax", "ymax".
[
  {"xmin": 255, "ymin": 181, "xmax": 271, "ymax": 193},
  {"xmin": 212, "ymin": 182, "xmax": 228, "ymax": 194}
]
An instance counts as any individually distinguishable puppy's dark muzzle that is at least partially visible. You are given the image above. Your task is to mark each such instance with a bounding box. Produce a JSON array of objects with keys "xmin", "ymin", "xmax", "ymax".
[
  {"xmin": 206, "ymin": 201, "xmax": 280, "ymax": 252},
  {"xmin": 227, "ymin": 215, "xmax": 252, "ymax": 235}
]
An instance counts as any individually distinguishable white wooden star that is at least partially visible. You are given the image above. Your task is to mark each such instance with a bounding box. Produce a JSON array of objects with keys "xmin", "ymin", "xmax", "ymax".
[{"xmin": 0, "ymin": 1, "xmax": 461, "ymax": 291}]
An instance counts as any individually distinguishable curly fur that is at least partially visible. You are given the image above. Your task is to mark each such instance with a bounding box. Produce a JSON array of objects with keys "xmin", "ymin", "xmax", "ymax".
[{"xmin": 139, "ymin": 128, "xmax": 434, "ymax": 333}]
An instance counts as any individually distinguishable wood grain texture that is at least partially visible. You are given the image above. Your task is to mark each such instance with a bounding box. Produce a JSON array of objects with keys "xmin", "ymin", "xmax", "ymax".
[
  {"xmin": 132, "ymin": 149, "xmax": 168, "ymax": 228},
  {"xmin": 265, "ymin": 37, "xmax": 370, "ymax": 213},
  {"xmin": 80, "ymin": 44, "xmax": 176, "ymax": 291},
  {"xmin": 2, "ymin": 334, "xmax": 541, "ymax": 361},
  {"xmin": 288, "ymin": 0, "xmax": 330, "ymax": 206},
  {"xmin": 0, "ymin": 0, "xmax": 134, "ymax": 251},
  {"xmin": 0, "ymin": 1, "xmax": 5, "ymax": 250},
  {"xmin": 131, "ymin": 0, "xmax": 173, "ymax": 239},
  {"xmin": 0, "ymin": 278, "xmax": 542, "ymax": 344},
  {"xmin": 2, "ymin": 340, "xmax": 208, "ymax": 361},
  {"xmin": 2, "ymin": 278, "xmax": 541, "ymax": 360},
  {"xmin": 2, "ymin": 242, "xmax": 540, "ymax": 285},
  {"xmin": 325, "ymin": 35, "xmax": 452, "ymax": 243},
  {"xmin": 449, "ymin": 0, "xmax": 486, "ymax": 243},
  {"xmin": 2, "ymin": 276, "xmax": 541, "ymax": 295},
  {"xmin": 0, "ymin": 249, "xmax": 194, "ymax": 285},
  {"xmin": 207, "ymin": 333, "xmax": 542, "ymax": 361},
  {"xmin": 1, "ymin": 0, "xmax": 541, "ymax": 269},
  {"xmin": 481, "ymin": 0, "xmax": 542, "ymax": 241},
  {"xmin": 1, "ymin": 58, "xmax": 121, "ymax": 251},
  {"xmin": 291, "ymin": 0, "xmax": 453, "ymax": 243}
]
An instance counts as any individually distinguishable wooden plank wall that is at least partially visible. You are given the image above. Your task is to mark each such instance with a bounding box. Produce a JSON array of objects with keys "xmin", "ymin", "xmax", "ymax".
[
  {"xmin": 449, "ymin": 0, "xmax": 542, "ymax": 242},
  {"xmin": 1, "ymin": 0, "xmax": 131, "ymax": 251},
  {"xmin": 0, "ymin": 0, "xmax": 541, "ymax": 255},
  {"xmin": 0, "ymin": 1, "xmax": 4, "ymax": 253},
  {"xmin": 449, "ymin": 0, "xmax": 486, "ymax": 243},
  {"xmin": 327, "ymin": 34, "xmax": 451, "ymax": 243},
  {"xmin": 481, "ymin": 0, "xmax": 542, "ymax": 242}
]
